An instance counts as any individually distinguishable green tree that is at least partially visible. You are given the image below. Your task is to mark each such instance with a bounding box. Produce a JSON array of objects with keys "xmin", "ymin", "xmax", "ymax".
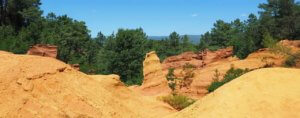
[
  {"xmin": 166, "ymin": 68, "xmax": 177, "ymax": 92},
  {"xmin": 95, "ymin": 32, "xmax": 106, "ymax": 47},
  {"xmin": 162, "ymin": 32, "xmax": 182, "ymax": 57},
  {"xmin": 232, "ymin": 14, "xmax": 261, "ymax": 59},
  {"xmin": 0, "ymin": 0, "xmax": 43, "ymax": 53},
  {"xmin": 0, "ymin": 25, "xmax": 28, "ymax": 53},
  {"xmin": 169, "ymin": 32, "xmax": 180, "ymax": 48},
  {"xmin": 99, "ymin": 28, "xmax": 147, "ymax": 85},
  {"xmin": 0, "ymin": 0, "xmax": 42, "ymax": 30},
  {"xmin": 210, "ymin": 20, "xmax": 233, "ymax": 47},
  {"xmin": 181, "ymin": 35, "xmax": 196, "ymax": 52},
  {"xmin": 39, "ymin": 14, "xmax": 95, "ymax": 73},
  {"xmin": 294, "ymin": 2, "xmax": 300, "ymax": 39},
  {"xmin": 259, "ymin": 0, "xmax": 298, "ymax": 39}
]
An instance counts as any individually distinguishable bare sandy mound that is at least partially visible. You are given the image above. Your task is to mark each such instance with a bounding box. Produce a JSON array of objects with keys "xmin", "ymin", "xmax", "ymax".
[
  {"xmin": 0, "ymin": 51, "xmax": 175, "ymax": 118},
  {"xmin": 165, "ymin": 68, "xmax": 300, "ymax": 118}
]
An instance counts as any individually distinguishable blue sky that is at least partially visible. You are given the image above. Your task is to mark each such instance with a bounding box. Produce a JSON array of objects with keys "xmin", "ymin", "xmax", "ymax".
[{"xmin": 41, "ymin": 0, "xmax": 267, "ymax": 37}]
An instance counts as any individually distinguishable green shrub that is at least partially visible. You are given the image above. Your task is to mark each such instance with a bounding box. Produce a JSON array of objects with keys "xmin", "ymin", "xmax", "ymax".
[
  {"xmin": 179, "ymin": 63, "xmax": 196, "ymax": 88},
  {"xmin": 207, "ymin": 45, "xmax": 221, "ymax": 51},
  {"xmin": 285, "ymin": 56, "xmax": 297, "ymax": 67},
  {"xmin": 168, "ymin": 82, "xmax": 176, "ymax": 92},
  {"xmin": 208, "ymin": 82, "xmax": 225, "ymax": 93},
  {"xmin": 280, "ymin": 52, "xmax": 300, "ymax": 68},
  {"xmin": 166, "ymin": 68, "xmax": 177, "ymax": 91},
  {"xmin": 208, "ymin": 67, "xmax": 250, "ymax": 93},
  {"xmin": 284, "ymin": 52, "xmax": 300, "ymax": 67},
  {"xmin": 161, "ymin": 94, "xmax": 196, "ymax": 111}
]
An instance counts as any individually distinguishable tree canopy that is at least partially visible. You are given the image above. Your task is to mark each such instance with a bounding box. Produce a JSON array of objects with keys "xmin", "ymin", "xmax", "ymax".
[{"xmin": 198, "ymin": 0, "xmax": 300, "ymax": 59}]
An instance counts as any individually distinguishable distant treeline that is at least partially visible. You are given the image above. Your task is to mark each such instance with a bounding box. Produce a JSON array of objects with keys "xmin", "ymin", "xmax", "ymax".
[
  {"xmin": 149, "ymin": 35, "xmax": 201, "ymax": 44},
  {"xmin": 199, "ymin": 0, "xmax": 300, "ymax": 59},
  {"xmin": 0, "ymin": 0, "xmax": 299, "ymax": 85}
]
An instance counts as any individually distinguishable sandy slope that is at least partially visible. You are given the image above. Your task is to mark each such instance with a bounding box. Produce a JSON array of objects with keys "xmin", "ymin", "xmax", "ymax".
[
  {"xmin": 0, "ymin": 51, "xmax": 175, "ymax": 118},
  {"xmin": 165, "ymin": 68, "xmax": 300, "ymax": 118}
]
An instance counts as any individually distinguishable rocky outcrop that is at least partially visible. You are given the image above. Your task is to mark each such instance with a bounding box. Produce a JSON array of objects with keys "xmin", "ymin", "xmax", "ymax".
[
  {"xmin": 162, "ymin": 47, "xmax": 233, "ymax": 70},
  {"xmin": 27, "ymin": 44, "xmax": 58, "ymax": 58},
  {"xmin": 165, "ymin": 68, "xmax": 300, "ymax": 118},
  {"xmin": 134, "ymin": 51, "xmax": 171, "ymax": 96},
  {"xmin": 280, "ymin": 39, "xmax": 300, "ymax": 48}
]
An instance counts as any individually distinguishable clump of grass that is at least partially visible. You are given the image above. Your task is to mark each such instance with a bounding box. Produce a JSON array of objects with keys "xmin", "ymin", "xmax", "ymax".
[{"xmin": 161, "ymin": 94, "xmax": 196, "ymax": 111}]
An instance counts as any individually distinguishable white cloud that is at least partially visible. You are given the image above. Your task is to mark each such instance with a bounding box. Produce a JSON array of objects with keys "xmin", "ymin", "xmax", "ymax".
[
  {"xmin": 240, "ymin": 13, "xmax": 248, "ymax": 17},
  {"xmin": 191, "ymin": 13, "xmax": 198, "ymax": 17}
]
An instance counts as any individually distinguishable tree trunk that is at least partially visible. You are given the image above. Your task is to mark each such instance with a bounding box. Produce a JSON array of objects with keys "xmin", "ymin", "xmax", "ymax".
[{"xmin": 0, "ymin": 0, "xmax": 3, "ymax": 25}]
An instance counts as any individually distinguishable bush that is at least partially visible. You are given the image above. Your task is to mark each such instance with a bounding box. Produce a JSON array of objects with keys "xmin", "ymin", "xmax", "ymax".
[
  {"xmin": 179, "ymin": 63, "xmax": 196, "ymax": 88},
  {"xmin": 166, "ymin": 68, "xmax": 177, "ymax": 91},
  {"xmin": 161, "ymin": 94, "xmax": 196, "ymax": 111},
  {"xmin": 207, "ymin": 45, "xmax": 221, "ymax": 51},
  {"xmin": 284, "ymin": 52, "xmax": 300, "ymax": 67},
  {"xmin": 208, "ymin": 67, "xmax": 250, "ymax": 93}
]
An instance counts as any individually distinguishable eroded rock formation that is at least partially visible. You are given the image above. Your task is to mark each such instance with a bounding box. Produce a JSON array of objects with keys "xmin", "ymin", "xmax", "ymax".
[
  {"xmin": 162, "ymin": 47, "xmax": 233, "ymax": 70},
  {"xmin": 136, "ymin": 51, "xmax": 171, "ymax": 96},
  {"xmin": 27, "ymin": 44, "xmax": 58, "ymax": 58}
]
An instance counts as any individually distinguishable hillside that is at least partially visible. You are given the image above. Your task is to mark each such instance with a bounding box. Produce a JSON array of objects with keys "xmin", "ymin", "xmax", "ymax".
[
  {"xmin": 165, "ymin": 68, "xmax": 300, "ymax": 118},
  {"xmin": 0, "ymin": 51, "xmax": 175, "ymax": 118}
]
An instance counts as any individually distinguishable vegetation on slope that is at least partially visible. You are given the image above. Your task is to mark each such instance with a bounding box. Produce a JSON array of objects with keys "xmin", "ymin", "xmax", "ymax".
[
  {"xmin": 164, "ymin": 63, "xmax": 196, "ymax": 110},
  {"xmin": 208, "ymin": 67, "xmax": 250, "ymax": 93},
  {"xmin": 263, "ymin": 33, "xmax": 300, "ymax": 67},
  {"xmin": 161, "ymin": 94, "xmax": 196, "ymax": 111}
]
